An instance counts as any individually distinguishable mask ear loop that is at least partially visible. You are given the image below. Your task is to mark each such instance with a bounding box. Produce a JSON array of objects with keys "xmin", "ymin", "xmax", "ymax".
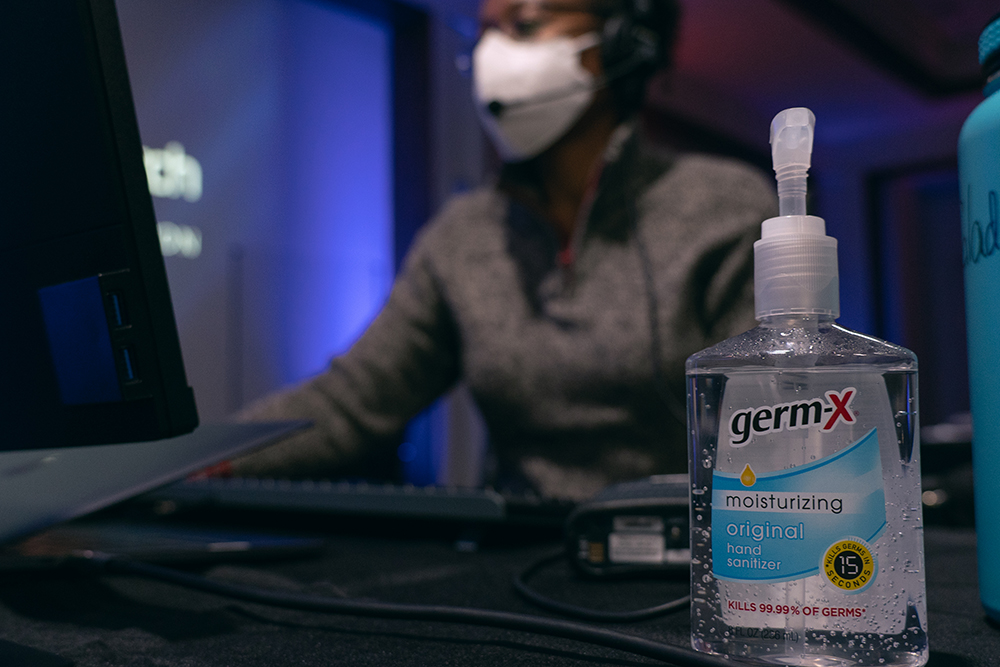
[{"xmin": 570, "ymin": 31, "xmax": 602, "ymax": 53}]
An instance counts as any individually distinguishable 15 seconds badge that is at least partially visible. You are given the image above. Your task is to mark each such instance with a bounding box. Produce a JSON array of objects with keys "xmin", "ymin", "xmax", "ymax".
[{"xmin": 823, "ymin": 538, "xmax": 876, "ymax": 593}]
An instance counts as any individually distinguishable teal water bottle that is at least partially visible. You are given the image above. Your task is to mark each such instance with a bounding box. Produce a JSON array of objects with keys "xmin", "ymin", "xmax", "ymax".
[{"xmin": 959, "ymin": 11, "xmax": 1000, "ymax": 622}]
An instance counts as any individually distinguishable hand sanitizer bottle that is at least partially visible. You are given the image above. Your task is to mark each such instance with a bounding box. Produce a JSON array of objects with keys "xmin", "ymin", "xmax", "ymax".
[{"xmin": 686, "ymin": 108, "xmax": 928, "ymax": 666}]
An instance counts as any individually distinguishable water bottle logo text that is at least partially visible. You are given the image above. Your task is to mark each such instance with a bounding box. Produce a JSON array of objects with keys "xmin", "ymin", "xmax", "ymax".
[{"xmin": 962, "ymin": 186, "xmax": 1000, "ymax": 266}]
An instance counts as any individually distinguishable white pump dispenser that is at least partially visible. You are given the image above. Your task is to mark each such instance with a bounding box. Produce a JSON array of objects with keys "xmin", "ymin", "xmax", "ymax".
[{"xmin": 754, "ymin": 108, "xmax": 839, "ymax": 320}]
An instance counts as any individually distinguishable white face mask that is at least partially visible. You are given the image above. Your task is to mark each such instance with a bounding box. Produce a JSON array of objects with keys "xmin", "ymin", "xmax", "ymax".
[{"xmin": 473, "ymin": 29, "xmax": 601, "ymax": 162}]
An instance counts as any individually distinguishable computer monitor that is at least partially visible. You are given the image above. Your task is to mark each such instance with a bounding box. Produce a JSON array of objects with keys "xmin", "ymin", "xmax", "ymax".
[{"xmin": 0, "ymin": 0, "xmax": 198, "ymax": 450}]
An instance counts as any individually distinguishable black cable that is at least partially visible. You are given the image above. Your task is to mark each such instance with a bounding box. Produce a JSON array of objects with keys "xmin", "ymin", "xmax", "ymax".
[
  {"xmin": 626, "ymin": 157, "xmax": 689, "ymax": 428},
  {"xmin": 512, "ymin": 549, "xmax": 690, "ymax": 622},
  {"xmin": 73, "ymin": 553, "xmax": 730, "ymax": 667}
]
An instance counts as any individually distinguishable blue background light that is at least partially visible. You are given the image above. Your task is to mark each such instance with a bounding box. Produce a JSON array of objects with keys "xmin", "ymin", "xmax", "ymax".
[
  {"xmin": 117, "ymin": 0, "xmax": 394, "ymax": 415},
  {"xmin": 280, "ymin": 3, "xmax": 393, "ymax": 382}
]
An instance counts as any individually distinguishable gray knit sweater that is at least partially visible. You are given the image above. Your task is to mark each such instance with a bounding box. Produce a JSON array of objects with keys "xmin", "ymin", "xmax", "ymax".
[{"xmin": 234, "ymin": 134, "xmax": 777, "ymax": 499}]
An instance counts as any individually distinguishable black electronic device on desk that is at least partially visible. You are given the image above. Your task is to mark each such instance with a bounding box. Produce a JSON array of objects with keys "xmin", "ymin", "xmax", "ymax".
[
  {"xmin": 564, "ymin": 474, "xmax": 690, "ymax": 577},
  {"xmin": 1, "ymin": 0, "xmax": 199, "ymax": 451},
  {"xmin": 141, "ymin": 476, "xmax": 693, "ymax": 567}
]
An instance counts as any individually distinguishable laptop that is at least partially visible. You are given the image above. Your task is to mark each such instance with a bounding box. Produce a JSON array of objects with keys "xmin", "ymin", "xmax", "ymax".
[
  {"xmin": 0, "ymin": 421, "xmax": 311, "ymax": 666},
  {"xmin": 0, "ymin": 421, "xmax": 308, "ymax": 548}
]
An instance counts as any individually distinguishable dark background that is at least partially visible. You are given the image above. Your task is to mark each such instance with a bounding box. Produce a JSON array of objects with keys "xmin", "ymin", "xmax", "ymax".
[{"xmin": 114, "ymin": 0, "xmax": 991, "ymax": 485}]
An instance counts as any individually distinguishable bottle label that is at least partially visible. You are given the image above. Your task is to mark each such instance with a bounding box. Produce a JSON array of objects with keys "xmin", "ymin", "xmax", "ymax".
[{"xmin": 712, "ymin": 428, "xmax": 886, "ymax": 586}]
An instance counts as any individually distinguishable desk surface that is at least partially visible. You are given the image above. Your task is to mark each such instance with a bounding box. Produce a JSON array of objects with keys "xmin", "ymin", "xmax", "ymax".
[{"xmin": 0, "ymin": 524, "xmax": 990, "ymax": 666}]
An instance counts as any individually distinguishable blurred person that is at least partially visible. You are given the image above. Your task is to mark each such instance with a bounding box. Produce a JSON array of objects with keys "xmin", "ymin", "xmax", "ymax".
[{"xmin": 232, "ymin": 0, "xmax": 776, "ymax": 500}]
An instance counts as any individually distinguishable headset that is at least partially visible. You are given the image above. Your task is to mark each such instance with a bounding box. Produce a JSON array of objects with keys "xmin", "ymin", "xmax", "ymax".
[
  {"xmin": 598, "ymin": 0, "xmax": 676, "ymax": 117},
  {"xmin": 600, "ymin": 2, "xmax": 658, "ymax": 75}
]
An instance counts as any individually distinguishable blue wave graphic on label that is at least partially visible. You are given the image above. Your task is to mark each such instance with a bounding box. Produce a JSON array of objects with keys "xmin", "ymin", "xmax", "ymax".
[{"xmin": 712, "ymin": 428, "xmax": 886, "ymax": 583}]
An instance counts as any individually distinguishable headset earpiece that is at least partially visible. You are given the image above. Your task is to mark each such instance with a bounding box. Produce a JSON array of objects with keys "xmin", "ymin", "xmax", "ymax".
[
  {"xmin": 599, "ymin": 0, "xmax": 660, "ymax": 71},
  {"xmin": 598, "ymin": 0, "xmax": 662, "ymax": 117}
]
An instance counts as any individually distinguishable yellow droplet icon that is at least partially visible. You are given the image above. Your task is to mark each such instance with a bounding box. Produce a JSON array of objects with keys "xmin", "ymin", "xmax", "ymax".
[{"xmin": 740, "ymin": 464, "xmax": 756, "ymax": 487}]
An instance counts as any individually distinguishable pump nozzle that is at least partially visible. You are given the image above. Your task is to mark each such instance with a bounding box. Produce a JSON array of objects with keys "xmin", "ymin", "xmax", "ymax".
[
  {"xmin": 754, "ymin": 107, "xmax": 839, "ymax": 320},
  {"xmin": 770, "ymin": 107, "xmax": 815, "ymax": 217}
]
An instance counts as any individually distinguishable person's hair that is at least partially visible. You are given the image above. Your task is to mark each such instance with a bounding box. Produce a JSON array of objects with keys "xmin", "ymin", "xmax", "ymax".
[{"xmin": 592, "ymin": 0, "xmax": 681, "ymax": 118}]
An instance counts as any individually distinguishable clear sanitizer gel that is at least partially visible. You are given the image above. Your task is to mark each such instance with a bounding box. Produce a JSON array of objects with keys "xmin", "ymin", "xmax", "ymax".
[{"xmin": 686, "ymin": 108, "xmax": 928, "ymax": 666}]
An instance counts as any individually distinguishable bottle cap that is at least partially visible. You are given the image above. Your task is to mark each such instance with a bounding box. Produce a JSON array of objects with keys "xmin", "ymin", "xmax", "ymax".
[
  {"xmin": 754, "ymin": 215, "xmax": 839, "ymax": 319},
  {"xmin": 980, "ymin": 13, "xmax": 1000, "ymax": 83}
]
